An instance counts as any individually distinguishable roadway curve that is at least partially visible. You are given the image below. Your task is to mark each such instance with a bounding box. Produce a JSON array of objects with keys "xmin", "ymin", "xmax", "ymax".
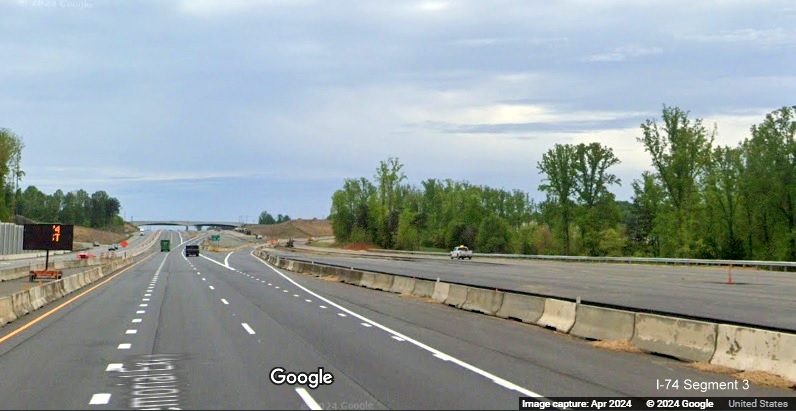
[
  {"xmin": 273, "ymin": 246, "xmax": 796, "ymax": 331},
  {"xmin": 1, "ymin": 237, "xmax": 792, "ymax": 409}
]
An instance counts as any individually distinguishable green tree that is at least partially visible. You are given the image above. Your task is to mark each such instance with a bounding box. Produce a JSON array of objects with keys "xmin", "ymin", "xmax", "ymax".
[
  {"xmin": 627, "ymin": 172, "xmax": 664, "ymax": 256},
  {"xmin": 705, "ymin": 146, "xmax": 744, "ymax": 259},
  {"xmin": 573, "ymin": 142, "xmax": 621, "ymax": 255},
  {"xmin": 0, "ymin": 128, "xmax": 24, "ymax": 220},
  {"xmin": 741, "ymin": 106, "xmax": 796, "ymax": 260},
  {"xmin": 538, "ymin": 144, "xmax": 578, "ymax": 254},
  {"xmin": 475, "ymin": 215, "xmax": 512, "ymax": 253},
  {"xmin": 373, "ymin": 157, "xmax": 406, "ymax": 248},
  {"xmin": 637, "ymin": 105, "xmax": 714, "ymax": 256},
  {"xmin": 258, "ymin": 210, "xmax": 276, "ymax": 224}
]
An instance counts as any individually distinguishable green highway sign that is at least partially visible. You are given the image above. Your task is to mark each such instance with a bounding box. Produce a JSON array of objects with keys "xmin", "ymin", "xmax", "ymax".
[{"xmin": 211, "ymin": 235, "xmax": 220, "ymax": 241}]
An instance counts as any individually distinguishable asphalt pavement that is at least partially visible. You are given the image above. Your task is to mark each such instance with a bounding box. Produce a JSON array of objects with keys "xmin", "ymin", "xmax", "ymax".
[
  {"xmin": 271, "ymin": 248, "xmax": 796, "ymax": 331},
  {"xmin": 0, "ymin": 240, "xmax": 792, "ymax": 409}
]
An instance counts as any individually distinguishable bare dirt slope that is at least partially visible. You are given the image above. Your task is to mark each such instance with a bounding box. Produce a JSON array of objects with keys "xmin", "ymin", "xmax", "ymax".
[
  {"xmin": 247, "ymin": 219, "xmax": 333, "ymax": 239},
  {"xmin": 74, "ymin": 223, "xmax": 138, "ymax": 245}
]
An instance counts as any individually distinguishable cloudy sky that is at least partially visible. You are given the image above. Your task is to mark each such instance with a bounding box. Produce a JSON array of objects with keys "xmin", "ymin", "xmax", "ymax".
[{"xmin": 2, "ymin": 0, "xmax": 794, "ymax": 223}]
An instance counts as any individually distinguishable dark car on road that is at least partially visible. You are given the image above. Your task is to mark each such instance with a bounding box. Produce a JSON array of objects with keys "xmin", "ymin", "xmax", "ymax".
[{"xmin": 185, "ymin": 245, "xmax": 199, "ymax": 257}]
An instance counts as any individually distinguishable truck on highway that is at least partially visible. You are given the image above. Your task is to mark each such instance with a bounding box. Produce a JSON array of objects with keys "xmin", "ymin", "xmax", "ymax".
[
  {"xmin": 450, "ymin": 245, "xmax": 473, "ymax": 260},
  {"xmin": 160, "ymin": 239, "xmax": 170, "ymax": 252},
  {"xmin": 184, "ymin": 244, "xmax": 199, "ymax": 257}
]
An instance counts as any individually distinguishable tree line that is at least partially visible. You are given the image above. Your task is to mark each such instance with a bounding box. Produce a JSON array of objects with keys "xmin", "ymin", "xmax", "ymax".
[
  {"xmin": 0, "ymin": 128, "xmax": 124, "ymax": 228},
  {"xmin": 258, "ymin": 210, "xmax": 291, "ymax": 225},
  {"xmin": 329, "ymin": 105, "xmax": 796, "ymax": 261}
]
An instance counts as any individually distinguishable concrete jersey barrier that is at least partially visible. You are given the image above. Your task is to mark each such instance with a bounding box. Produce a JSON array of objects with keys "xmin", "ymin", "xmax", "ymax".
[
  {"xmin": 0, "ymin": 296, "xmax": 17, "ymax": 326},
  {"xmin": 536, "ymin": 299, "xmax": 576, "ymax": 333},
  {"xmin": 711, "ymin": 324, "xmax": 796, "ymax": 382},
  {"xmin": 371, "ymin": 273, "xmax": 395, "ymax": 291},
  {"xmin": 432, "ymin": 282, "xmax": 449, "ymax": 303},
  {"xmin": 443, "ymin": 284, "xmax": 468, "ymax": 308},
  {"xmin": 412, "ymin": 279, "xmax": 435, "ymax": 298},
  {"xmin": 390, "ymin": 276, "xmax": 416, "ymax": 294},
  {"xmin": 631, "ymin": 313, "xmax": 718, "ymax": 362},
  {"xmin": 495, "ymin": 293, "xmax": 545, "ymax": 324},
  {"xmin": 461, "ymin": 288, "xmax": 504, "ymax": 316},
  {"xmin": 570, "ymin": 305, "xmax": 635, "ymax": 341}
]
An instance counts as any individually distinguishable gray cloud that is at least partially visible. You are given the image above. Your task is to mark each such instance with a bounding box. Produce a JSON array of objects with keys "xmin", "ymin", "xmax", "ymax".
[{"xmin": 1, "ymin": 0, "xmax": 794, "ymax": 220}]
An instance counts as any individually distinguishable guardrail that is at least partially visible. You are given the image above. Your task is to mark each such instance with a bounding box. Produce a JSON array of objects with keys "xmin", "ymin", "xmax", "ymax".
[{"xmin": 353, "ymin": 249, "xmax": 796, "ymax": 270}]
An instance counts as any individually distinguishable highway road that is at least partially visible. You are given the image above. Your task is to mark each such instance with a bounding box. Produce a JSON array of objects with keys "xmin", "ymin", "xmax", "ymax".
[
  {"xmin": 271, "ymin": 248, "xmax": 796, "ymax": 331},
  {"xmin": 0, "ymin": 236, "xmax": 792, "ymax": 409},
  {"xmin": 0, "ymin": 230, "xmax": 173, "ymax": 297},
  {"xmin": 0, "ymin": 229, "xmax": 159, "ymax": 271}
]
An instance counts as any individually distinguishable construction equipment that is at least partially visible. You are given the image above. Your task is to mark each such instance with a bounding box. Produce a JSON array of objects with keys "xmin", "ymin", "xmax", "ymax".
[
  {"xmin": 286, "ymin": 238, "xmax": 294, "ymax": 248},
  {"xmin": 29, "ymin": 269, "xmax": 62, "ymax": 282}
]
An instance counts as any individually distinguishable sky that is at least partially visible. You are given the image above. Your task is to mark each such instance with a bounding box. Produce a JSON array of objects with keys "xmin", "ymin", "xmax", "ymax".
[{"xmin": 2, "ymin": 0, "xmax": 794, "ymax": 223}]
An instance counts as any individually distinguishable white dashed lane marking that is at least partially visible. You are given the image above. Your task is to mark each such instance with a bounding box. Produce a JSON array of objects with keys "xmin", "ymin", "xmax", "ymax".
[
  {"xmin": 117, "ymin": 343, "xmax": 131, "ymax": 350},
  {"xmin": 106, "ymin": 363, "xmax": 123, "ymax": 372},
  {"xmin": 241, "ymin": 323, "xmax": 256, "ymax": 335},
  {"xmin": 89, "ymin": 393, "xmax": 111, "ymax": 405},
  {"xmin": 221, "ymin": 299, "xmax": 229, "ymax": 305}
]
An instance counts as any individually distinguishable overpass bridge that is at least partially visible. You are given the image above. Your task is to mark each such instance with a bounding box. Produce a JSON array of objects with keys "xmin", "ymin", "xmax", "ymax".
[{"xmin": 132, "ymin": 221, "xmax": 244, "ymax": 230}]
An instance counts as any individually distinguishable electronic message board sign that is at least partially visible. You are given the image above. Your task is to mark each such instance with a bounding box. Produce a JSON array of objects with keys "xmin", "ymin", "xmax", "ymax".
[{"xmin": 22, "ymin": 224, "xmax": 74, "ymax": 251}]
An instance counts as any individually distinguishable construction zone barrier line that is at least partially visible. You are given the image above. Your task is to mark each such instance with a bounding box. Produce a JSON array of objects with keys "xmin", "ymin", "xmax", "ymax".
[
  {"xmin": 254, "ymin": 252, "xmax": 796, "ymax": 385},
  {"xmin": 0, "ymin": 255, "xmax": 136, "ymax": 329}
]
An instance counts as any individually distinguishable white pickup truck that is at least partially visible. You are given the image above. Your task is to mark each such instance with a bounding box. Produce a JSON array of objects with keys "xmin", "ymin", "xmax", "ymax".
[{"xmin": 450, "ymin": 245, "xmax": 473, "ymax": 260}]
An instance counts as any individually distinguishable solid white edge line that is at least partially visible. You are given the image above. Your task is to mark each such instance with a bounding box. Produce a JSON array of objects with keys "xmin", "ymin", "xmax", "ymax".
[
  {"xmin": 295, "ymin": 388, "xmax": 322, "ymax": 410},
  {"xmin": 251, "ymin": 250, "xmax": 549, "ymax": 400}
]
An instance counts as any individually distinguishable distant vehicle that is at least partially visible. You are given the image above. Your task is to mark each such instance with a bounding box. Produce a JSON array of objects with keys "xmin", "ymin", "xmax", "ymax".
[
  {"xmin": 286, "ymin": 238, "xmax": 294, "ymax": 248},
  {"xmin": 77, "ymin": 252, "xmax": 96, "ymax": 259},
  {"xmin": 93, "ymin": 241, "xmax": 100, "ymax": 246},
  {"xmin": 160, "ymin": 239, "xmax": 170, "ymax": 252},
  {"xmin": 139, "ymin": 232, "xmax": 144, "ymax": 236},
  {"xmin": 450, "ymin": 245, "xmax": 473, "ymax": 260},
  {"xmin": 184, "ymin": 244, "xmax": 199, "ymax": 257},
  {"xmin": 108, "ymin": 244, "xmax": 119, "ymax": 251}
]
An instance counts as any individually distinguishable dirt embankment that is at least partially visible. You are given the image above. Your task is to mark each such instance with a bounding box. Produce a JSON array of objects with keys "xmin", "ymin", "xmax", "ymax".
[
  {"xmin": 246, "ymin": 219, "xmax": 333, "ymax": 240},
  {"xmin": 73, "ymin": 224, "xmax": 138, "ymax": 245}
]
